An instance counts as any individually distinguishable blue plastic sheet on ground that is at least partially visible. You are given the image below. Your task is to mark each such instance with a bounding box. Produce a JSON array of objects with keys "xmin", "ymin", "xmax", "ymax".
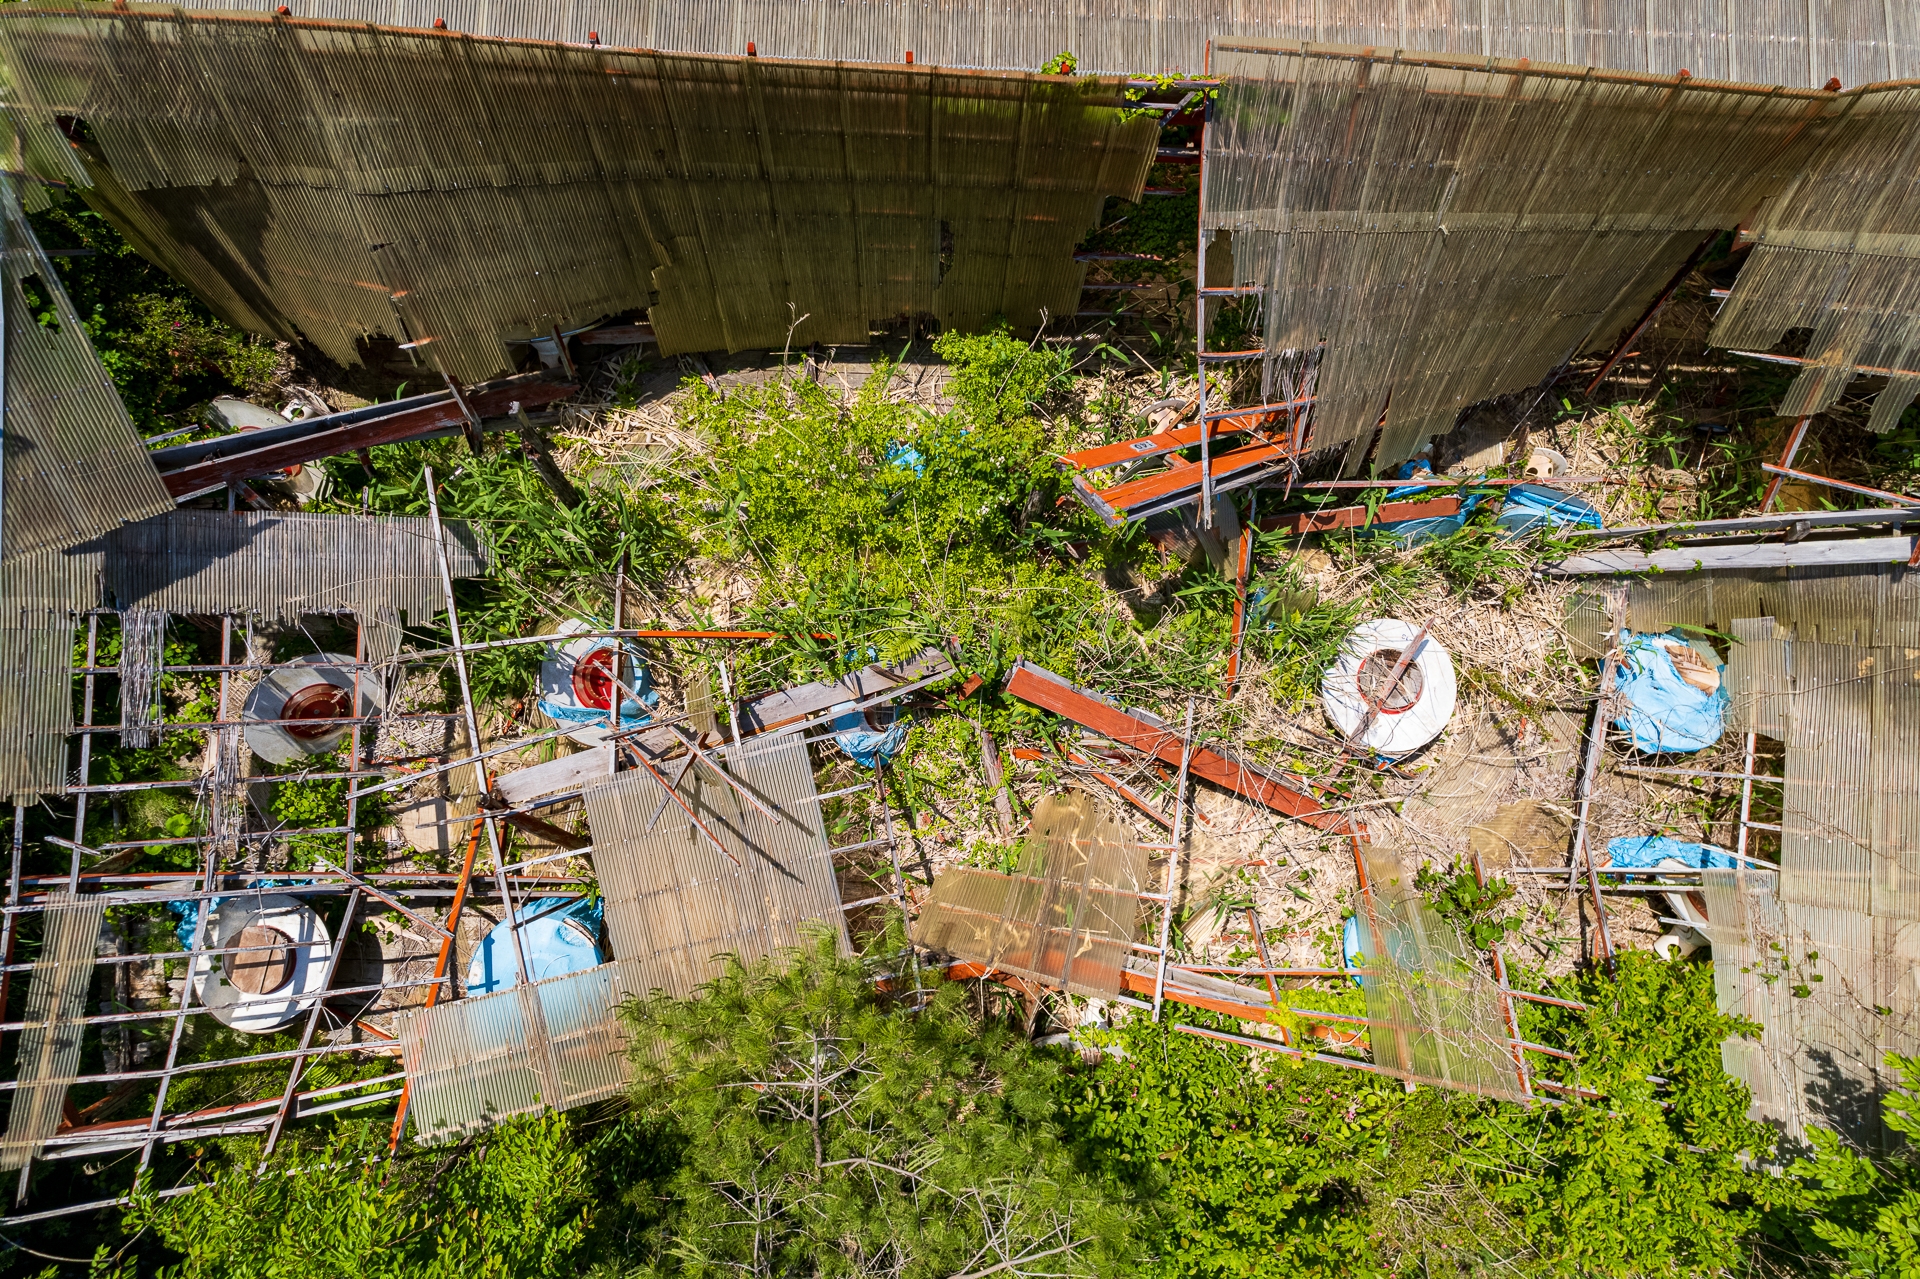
[
  {"xmin": 831, "ymin": 702, "xmax": 908, "ymax": 768},
  {"xmin": 1612, "ymin": 630, "xmax": 1727, "ymax": 753},
  {"xmin": 1605, "ymin": 835, "xmax": 1737, "ymax": 870},
  {"xmin": 886, "ymin": 443, "xmax": 925, "ymax": 476},
  {"xmin": 1496, "ymin": 483, "xmax": 1603, "ymax": 537},
  {"xmin": 1341, "ymin": 915, "xmax": 1364, "ymax": 987}
]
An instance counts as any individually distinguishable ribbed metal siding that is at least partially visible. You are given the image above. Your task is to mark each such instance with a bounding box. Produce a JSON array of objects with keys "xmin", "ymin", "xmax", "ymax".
[
  {"xmin": 395, "ymin": 956, "xmax": 638, "ymax": 1143},
  {"xmin": 1781, "ymin": 642, "xmax": 1877, "ymax": 916},
  {"xmin": 1723, "ymin": 617, "xmax": 1790, "ymax": 740},
  {"xmin": 0, "ymin": 182, "xmax": 172, "ymax": 565},
  {"xmin": 583, "ymin": 735, "xmax": 847, "ymax": 998},
  {"xmin": 0, "ymin": 10, "xmax": 1156, "ymax": 380},
  {"xmin": 1354, "ymin": 847, "xmax": 1524, "ymax": 1101},
  {"xmin": 911, "ymin": 789, "xmax": 1146, "ymax": 998},
  {"xmin": 130, "ymin": 0, "xmax": 1920, "ymax": 82},
  {"xmin": 0, "ymin": 626, "xmax": 74, "ymax": 802},
  {"xmin": 0, "ymin": 894, "xmax": 105, "ymax": 1170},
  {"xmin": 1625, "ymin": 564, "xmax": 1916, "ymax": 646},
  {"xmin": 97, "ymin": 509, "xmax": 489, "ymax": 622}
]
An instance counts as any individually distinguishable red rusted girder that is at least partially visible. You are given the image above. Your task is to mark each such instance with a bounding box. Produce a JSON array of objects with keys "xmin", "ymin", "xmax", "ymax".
[
  {"xmin": 1260, "ymin": 494, "xmax": 1461, "ymax": 534},
  {"xmin": 156, "ymin": 375, "xmax": 575, "ymax": 497},
  {"xmin": 1003, "ymin": 661, "xmax": 1352, "ymax": 833}
]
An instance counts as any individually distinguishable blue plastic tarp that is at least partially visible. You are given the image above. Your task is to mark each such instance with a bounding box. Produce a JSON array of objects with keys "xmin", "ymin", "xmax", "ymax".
[
  {"xmin": 832, "ymin": 702, "xmax": 908, "ymax": 768},
  {"xmin": 467, "ymin": 896, "xmax": 605, "ymax": 995},
  {"xmin": 1605, "ymin": 835, "xmax": 1737, "ymax": 870},
  {"xmin": 1496, "ymin": 483, "xmax": 1604, "ymax": 537},
  {"xmin": 1612, "ymin": 630, "xmax": 1727, "ymax": 753}
]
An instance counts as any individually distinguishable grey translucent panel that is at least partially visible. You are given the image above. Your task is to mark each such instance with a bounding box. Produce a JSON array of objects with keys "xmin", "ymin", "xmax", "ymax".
[
  {"xmin": 1781, "ymin": 642, "xmax": 1877, "ymax": 916},
  {"xmin": 1704, "ymin": 869, "xmax": 1920, "ymax": 1148},
  {"xmin": 583, "ymin": 735, "xmax": 847, "ymax": 999},
  {"xmin": 912, "ymin": 789, "xmax": 1147, "ymax": 998},
  {"xmin": 1201, "ymin": 43, "xmax": 1837, "ymax": 470},
  {"xmin": 0, "ymin": 181, "xmax": 171, "ymax": 566},
  {"xmin": 396, "ymin": 957, "xmax": 638, "ymax": 1143},
  {"xmin": 0, "ymin": 10, "xmax": 1155, "ymax": 381},
  {"xmin": 1723, "ymin": 617, "xmax": 1790, "ymax": 740},
  {"xmin": 149, "ymin": 0, "xmax": 1920, "ymax": 81},
  {"xmin": 0, "ymin": 894, "xmax": 105, "ymax": 1170},
  {"xmin": 1353, "ymin": 847, "xmax": 1526, "ymax": 1101},
  {"xmin": 1561, "ymin": 586, "xmax": 1618, "ymax": 661}
]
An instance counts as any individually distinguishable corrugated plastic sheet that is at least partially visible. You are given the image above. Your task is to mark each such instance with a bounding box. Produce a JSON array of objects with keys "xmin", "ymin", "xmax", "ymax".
[
  {"xmin": 116, "ymin": 0, "xmax": 1920, "ymax": 83},
  {"xmin": 1702, "ymin": 868, "xmax": 1920, "ymax": 1149},
  {"xmin": 911, "ymin": 789, "xmax": 1146, "ymax": 998},
  {"xmin": 0, "ymin": 181, "xmax": 172, "ymax": 567},
  {"xmin": 1354, "ymin": 846, "xmax": 1525, "ymax": 1100},
  {"xmin": 582, "ymin": 734, "xmax": 847, "ymax": 998},
  {"xmin": 0, "ymin": 893, "xmax": 105, "ymax": 1170},
  {"xmin": 0, "ymin": 6, "xmax": 1157, "ymax": 380},
  {"xmin": 1201, "ymin": 41, "xmax": 1842, "ymax": 469},
  {"xmin": 1723, "ymin": 616, "xmax": 1791, "ymax": 739},
  {"xmin": 395, "ymin": 956, "xmax": 637, "ymax": 1142},
  {"xmin": 1623, "ymin": 562, "xmax": 1920, "ymax": 648}
]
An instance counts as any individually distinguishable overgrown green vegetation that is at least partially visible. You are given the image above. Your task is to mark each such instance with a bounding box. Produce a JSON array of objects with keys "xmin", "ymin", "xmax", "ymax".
[
  {"xmin": 73, "ymin": 945, "xmax": 1920, "ymax": 1278},
  {"xmin": 28, "ymin": 191, "xmax": 282, "ymax": 432}
]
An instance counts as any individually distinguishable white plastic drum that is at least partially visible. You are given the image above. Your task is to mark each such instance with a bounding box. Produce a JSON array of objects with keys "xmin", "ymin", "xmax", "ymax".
[
  {"xmin": 192, "ymin": 894, "xmax": 334, "ymax": 1034},
  {"xmin": 243, "ymin": 653, "xmax": 383, "ymax": 765},
  {"xmin": 1320, "ymin": 618, "xmax": 1457, "ymax": 757}
]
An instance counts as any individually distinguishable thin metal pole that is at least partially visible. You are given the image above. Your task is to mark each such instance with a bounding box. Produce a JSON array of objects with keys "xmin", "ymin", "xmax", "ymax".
[
  {"xmin": 1735, "ymin": 731, "xmax": 1759, "ymax": 863},
  {"xmin": 422, "ymin": 468, "xmax": 531, "ymax": 989},
  {"xmin": 260, "ymin": 888, "xmax": 362, "ymax": 1158},
  {"xmin": 70, "ymin": 615, "xmax": 99, "ymax": 888},
  {"xmin": 1759, "ymin": 415, "xmax": 1811, "ymax": 512},
  {"xmin": 1152, "ymin": 700, "xmax": 1196, "ymax": 1021},
  {"xmin": 1225, "ymin": 490, "xmax": 1255, "ymax": 699},
  {"xmin": 1196, "ymin": 228, "xmax": 1212, "ymax": 530},
  {"xmin": 1570, "ymin": 647, "xmax": 1620, "ymax": 963}
]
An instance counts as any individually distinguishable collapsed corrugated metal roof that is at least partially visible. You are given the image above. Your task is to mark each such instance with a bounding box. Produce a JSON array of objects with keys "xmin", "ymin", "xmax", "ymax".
[
  {"xmin": 1199, "ymin": 40, "xmax": 1915, "ymax": 472},
  {"xmin": 137, "ymin": 0, "xmax": 1920, "ymax": 83},
  {"xmin": 0, "ymin": 180, "xmax": 172, "ymax": 566},
  {"xmin": 0, "ymin": 5, "xmax": 1157, "ymax": 379}
]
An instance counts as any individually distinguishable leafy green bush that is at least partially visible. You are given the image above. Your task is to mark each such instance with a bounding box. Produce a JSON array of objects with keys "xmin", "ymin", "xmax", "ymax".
[{"xmin": 621, "ymin": 930, "xmax": 1146, "ymax": 1277}]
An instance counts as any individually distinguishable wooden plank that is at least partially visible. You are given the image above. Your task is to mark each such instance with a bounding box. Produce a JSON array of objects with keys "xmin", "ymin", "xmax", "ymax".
[
  {"xmin": 1549, "ymin": 535, "xmax": 1912, "ymax": 575},
  {"xmin": 495, "ymin": 745, "xmax": 612, "ymax": 807},
  {"xmin": 737, "ymin": 647, "xmax": 954, "ymax": 733}
]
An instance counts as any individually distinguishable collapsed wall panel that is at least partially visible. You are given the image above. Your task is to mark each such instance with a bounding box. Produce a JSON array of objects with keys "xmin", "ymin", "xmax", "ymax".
[
  {"xmin": 0, "ymin": 7, "xmax": 1158, "ymax": 380},
  {"xmin": 1353, "ymin": 847, "xmax": 1526, "ymax": 1101},
  {"xmin": 582, "ymin": 735, "xmax": 846, "ymax": 999},
  {"xmin": 1202, "ymin": 41, "xmax": 1844, "ymax": 470},
  {"xmin": 912, "ymin": 789, "xmax": 1147, "ymax": 998},
  {"xmin": 0, "ymin": 893, "xmax": 106, "ymax": 1170},
  {"xmin": 0, "ymin": 180, "xmax": 172, "ymax": 567},
  {"xmin": 137, "ymin": 0, "xmax": 1920, "ymax": 84},
  {"xmin": 395, "ymin": 957, "xmax": 637, "ymax": 1142}
]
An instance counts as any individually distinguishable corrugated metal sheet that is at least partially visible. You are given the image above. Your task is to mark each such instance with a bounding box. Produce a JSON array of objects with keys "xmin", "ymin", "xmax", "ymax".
[
  {"xmin": 1702, "ymin": 868, "xmax": 1920, "ymax": 1149},
  {"xmin": 94, "ymin": 509, "xmax": 489, "ymax": 621},
  {"xmin": 110, "ymin": 0, "xmax": 1920, "ymax": 83},
  {"xmin": 911, "ymin": 789, "xmax": 1147, "ymax": 998},
  {"xmin": 1710, "ymin": 83, "xmax": 1920, "ymax": 425},
  {"xmin": 1354, "ymin": 846, "xmax": 1525, "ymax": 1100},
  {"xmin": 0, "ymin": 180, "xmax": 172, "ymax": 566},
  {"xmin": 582, "ymin": 734, "xmax": 847, "ymax": 997},
  {"xmin": 0, "ymin": 8, "xmax": 1156, "ymax": 380},
  {"xmin": 0, "ymin": 626, "xmax": 74, "ymax": 803},
  {"xmin": 1200, "ymin": 41, "xmax": 1846, "ymax": 468},
  {"xmin": 395, "ymin": 956, "xmax": 637, "ymax": 1142},
  {"xmin": 0, "ymin": 893, "xmax": 105, "ymax": 1170}
]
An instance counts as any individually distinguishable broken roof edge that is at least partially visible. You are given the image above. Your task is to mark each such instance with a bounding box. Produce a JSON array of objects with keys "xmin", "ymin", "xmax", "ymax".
[
  {"xmin": 1207, "ymin": 35, "xmax": 1881, "ymax": 100},
  {"xmin": 0, "ymin": 2, "xmax": 1144, "ymax": 99}
]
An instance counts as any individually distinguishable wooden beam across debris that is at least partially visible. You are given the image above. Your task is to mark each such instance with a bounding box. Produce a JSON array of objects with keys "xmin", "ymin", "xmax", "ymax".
[{"xmin": 1002, "ymin": 660, "xmax": 1353, "ymax": 834}]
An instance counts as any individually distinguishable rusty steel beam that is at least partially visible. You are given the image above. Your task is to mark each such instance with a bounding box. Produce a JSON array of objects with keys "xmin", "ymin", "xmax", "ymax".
[
  {"xmin": 1003, "ymin": 661, "xmax": 1350, "ymax": 833},
  {"xmin": 154, "ymin": 374, "xmax": 576, "ymax": 497},
  {"xmin": 1260, "ymin": 494, "xmax": 1461, "ymax": 535}
]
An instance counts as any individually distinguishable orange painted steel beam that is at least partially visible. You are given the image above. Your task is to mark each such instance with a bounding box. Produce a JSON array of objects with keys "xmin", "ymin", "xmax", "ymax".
[
  {"xmin": 1003, "ymin": 662, "xmax": 1354, "ymax": 834},
  {"xmin": 1260, "ymin": 494, "xmax": 1461, "ymax": 535}
]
